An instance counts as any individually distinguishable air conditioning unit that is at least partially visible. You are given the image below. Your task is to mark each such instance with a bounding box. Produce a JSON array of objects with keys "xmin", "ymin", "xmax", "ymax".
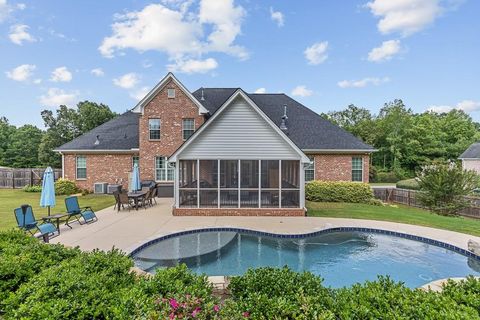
[{"xmin": 93, "ymin": 182, "xmax": 108, "ymax": 194}]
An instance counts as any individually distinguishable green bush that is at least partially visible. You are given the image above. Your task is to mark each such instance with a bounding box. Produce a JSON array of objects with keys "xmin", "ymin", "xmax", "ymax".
[
  {"xmin": 375, "ymin": 171, "xmax": 398, "ymax": 183},
  {"xmin": 306, "ymin": 181, "xmax": 376, "ymax": 204},
  {"xmin": 396, "ymin": 178, "xmax": 420, "ymax": 190},
  {"xmin": 22, "ymin": 185, "xmax": 42, "ymax": 192},
  {"xmin": 417, "ymin": 161, "xmax": 479, "ymax": 215},
  {"xmin": 226, "ymin": 267, "xmax": 334, "ymax": 319},
  {"xmin": 0, "ymin": 230, "xmax": 80, "ymax": 308},
  {"xmin": 54, "ymin": 178, "xmax": 80, "ymax": 195},
  {"xmin": 4, "ymin": 249, "xmax": 138, "ymax": 319},
  {"xmin": 441, "ymin": 276, "xmax": 480, "ymax": 314}
]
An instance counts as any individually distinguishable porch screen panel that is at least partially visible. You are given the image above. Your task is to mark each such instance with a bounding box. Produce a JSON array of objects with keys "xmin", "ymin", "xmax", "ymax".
[
  {"xmin": 240, "ymin": 160, "xmax": 259, "ymax": 208},
  {"xmin": 220, "ymin": 160, "xmax": 238, "ymax": 208},
  {"xmin": 179, "ymin": 160, "xmax": 197, "ymax": 207},
  {"xmin": 199, "ymin": 160, "xmax": 218, "ymax": 207},
  {"xmin": 261, "ymin": 160, "xmax": 279, "ymax": 208}
]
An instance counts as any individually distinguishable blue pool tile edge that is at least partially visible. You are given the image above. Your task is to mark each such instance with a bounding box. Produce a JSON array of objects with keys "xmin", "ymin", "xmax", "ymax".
[{"xmin": 128, "ymin": 227, "xmax": 480, "ymax": 261}]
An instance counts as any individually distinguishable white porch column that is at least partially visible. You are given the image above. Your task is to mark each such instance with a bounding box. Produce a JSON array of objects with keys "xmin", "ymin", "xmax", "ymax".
[
  {"xmin": 175, "ymin": 160, "xmax": 180, "ymax": 208},
  {"xmin": 300, "ymin": 161, "xmax": 306, "ymax": 208}
]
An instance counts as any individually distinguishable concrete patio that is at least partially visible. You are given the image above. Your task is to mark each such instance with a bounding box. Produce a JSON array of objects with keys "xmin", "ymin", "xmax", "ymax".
[{"xmin": 53, "ymin": 198, "xmax": 480, "ymax": 255}]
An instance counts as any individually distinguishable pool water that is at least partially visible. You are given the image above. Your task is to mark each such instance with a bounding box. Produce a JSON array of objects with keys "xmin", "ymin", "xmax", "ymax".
[{"xmin": 132, "ymin": 231, "xmax": 480, "ymax": 288}]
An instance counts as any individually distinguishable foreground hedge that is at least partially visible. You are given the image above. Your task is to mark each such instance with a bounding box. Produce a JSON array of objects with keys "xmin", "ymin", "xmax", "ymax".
[
  {"xmin": 305, "ymin": 180, "xmax": 379, "ymax": 204},
  {"xmin": 2, "ymin": 230, "xmax": 480, "ymax": 319}
]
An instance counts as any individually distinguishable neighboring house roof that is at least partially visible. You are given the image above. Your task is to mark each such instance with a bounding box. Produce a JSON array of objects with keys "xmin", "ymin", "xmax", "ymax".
[
  {"xmin": 56, "ymin": 80, "xmax": 375, "ymax": 153},
  {"xmin": 54, "ymin": 111, "xmax": 140, "ymax": 152},
  {"xmin": 192, "ymin": 88, "xmax": 374, "ymax": 151},
  {"xmin": 459, "ymin": 142, "xmax": 480, "ymax": 159}
]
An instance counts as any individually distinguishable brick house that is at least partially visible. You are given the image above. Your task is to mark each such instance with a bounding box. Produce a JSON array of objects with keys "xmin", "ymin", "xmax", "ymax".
[{"xmin": 56, "ymin": 73, "xmax": 375, "ymax": 216}]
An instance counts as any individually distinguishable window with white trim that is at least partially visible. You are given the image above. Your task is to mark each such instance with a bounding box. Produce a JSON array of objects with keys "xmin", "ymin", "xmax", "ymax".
[
  {"xmin": 76, "ymin": 156, "xmax": 87, "ymax": 179},
  {"xmin": 182, "ymin": 118, "xmax": 195, "ymax": 140},
  {"xmin": 167, "ymin": 88, "xmax": 175, "ymax": 98},
  {"xmin": 155, "ymin": 156, "xmax": 174, "ymax": 181},
  {"xmin": 149, "ymin": 119, "xmax": 161, "ymax": 140},
  {"xmin": 352, "ymin": 157, "xmax": 363, "ymax": 182},
  {"xmin": 305, "ymin": 156, "xmax": 315, "ymax": 182}
]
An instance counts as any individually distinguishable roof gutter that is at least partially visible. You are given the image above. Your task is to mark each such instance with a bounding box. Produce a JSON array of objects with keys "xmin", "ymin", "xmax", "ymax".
[
  {"xmin": 53, "ymin": 149, "xmax": 139, "ymax": 154},
  {"xmin": 302, "ymin": 149, "xmax": 378, "ymax": 154}
]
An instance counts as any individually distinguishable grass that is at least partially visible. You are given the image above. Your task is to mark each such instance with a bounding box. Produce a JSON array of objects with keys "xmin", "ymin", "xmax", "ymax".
[
  {"xmin": 306, "ymin": 201, "xmax": 480, "ymax": 237},
  {"xmin": 0, "ymin": 189, "xmax": 116, "ymax": 231}
]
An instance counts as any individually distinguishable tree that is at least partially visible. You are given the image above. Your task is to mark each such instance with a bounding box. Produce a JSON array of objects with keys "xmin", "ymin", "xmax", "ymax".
[
  {"xmin": 417, "ymin": 161, "xmax": 479, "ymax": 216},
  {"xmin": 0, "ymin": 117, "xmax": 16, "ymax": 166},
  {"xmin": 4, "ymin": 125, "xmax": 44, "ymax": 168},
  {"xmin": 323, "ymin": 105, "xmax": 376, "ymax": 145}
]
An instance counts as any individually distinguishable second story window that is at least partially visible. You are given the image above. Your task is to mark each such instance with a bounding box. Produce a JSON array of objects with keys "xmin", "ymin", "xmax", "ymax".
[
  {"xmin": 182, "ymin": 118, "xmax": 195, "ymax": 140},
  {"xmin": 149, "ymin": 119, "xmax": 161, "ymax": 140},
  {"xmin": 167, "ymin": 88, "xmax": 175, "ymax": 98}
]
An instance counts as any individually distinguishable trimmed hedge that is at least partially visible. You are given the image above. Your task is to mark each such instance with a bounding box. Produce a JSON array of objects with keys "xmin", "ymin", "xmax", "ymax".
[
  {"xmin": 54, "ymin": 178, "xmax": 80, "ymax": 196},
  {"xmin": 306, "ymin": 181, "xmax": 378, "ymax": 204},
  {"xmin": 396, "ymin": 178, "xmax": 420, "ymax": 190},
  {"xmin": 22, "ymin": 185, "xmax": 42, "ymax": 192}
]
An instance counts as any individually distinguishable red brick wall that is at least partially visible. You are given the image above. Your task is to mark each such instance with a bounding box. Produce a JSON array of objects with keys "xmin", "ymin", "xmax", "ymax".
[
  {"xmin": 311, "ymin": 154, "xmax": 370, "ymax": 183},
  {"xmin": 63, "ymin": 153, "xmax": 137, "ymax": 191},
  {"xmin": 173, "ymin": 207, "xmax": 306, "ymax": 216},
  {"xmin": 139, "ymin": 79, "xmax": 205, "ymax": 181}
]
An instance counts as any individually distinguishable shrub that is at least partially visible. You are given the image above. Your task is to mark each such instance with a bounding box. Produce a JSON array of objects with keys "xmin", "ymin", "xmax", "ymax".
[
  {"xmin": 417, "ymin": 161, "xmax": 479, "ymax": 215},
  {"xmin": 0, "ymin": 230, "xmax": 80, "ymax": 307},
  {"xmin": 54, "ymin": 178, "xmax": 80, "ymax": 195},
  {"xmin": 375, "ymin": 171, "xmax": 398, "ymax": 183},
  {"xmin": 305, "ymin": 181, "xmax": 375, "ymax": 204},
  {"xmin": 226, "ymin": 267, "xmax": 334, "ymax": 319},
  {"xmin": 4, "ymin": 249, "xmax": 137, "ymax": 319},
  {"xmin": 22, "ymin": 185, "xmax": 42, "ymax": 192},
  {"xmin": 396, "ymin": 178, "xmax": 420, "ymax": 190},
  {"xmin": 441, "ymin": 276, "xmax": 480, "ymax": 314}
]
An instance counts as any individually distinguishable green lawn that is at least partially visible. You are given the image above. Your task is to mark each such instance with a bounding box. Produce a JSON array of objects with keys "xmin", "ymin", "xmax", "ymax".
[
  {"xmin": 0, "ymin": 189, "xmax": 116, "ymax": 231},
  {"xmin": 307, "ymin": 201, "xmax": 480, "ymax": 237}
]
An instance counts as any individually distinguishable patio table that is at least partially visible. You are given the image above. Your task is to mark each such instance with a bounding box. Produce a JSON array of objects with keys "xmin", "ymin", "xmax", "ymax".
[
  {"xmin": 42, "ymin": 213, "xmax": 68, "ymax": 234},
  {"xmin": 128, "ymin": 191, "xmax": 148, "ymax": 210}
]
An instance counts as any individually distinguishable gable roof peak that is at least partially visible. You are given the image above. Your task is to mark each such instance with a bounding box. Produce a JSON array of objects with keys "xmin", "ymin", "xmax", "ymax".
[{"xmin": 131, "ymin": 72, "xmax": 208, "ymax": 115}]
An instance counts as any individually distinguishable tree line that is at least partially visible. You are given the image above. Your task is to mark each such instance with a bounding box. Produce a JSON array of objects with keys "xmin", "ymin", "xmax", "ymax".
[
  {"xmin": 322, "ymin": 99, "xmax": 480, "ymax": 180},
  {"xmin": 0, "ymin": 101, "xmax": 117, "ymax": 168}
]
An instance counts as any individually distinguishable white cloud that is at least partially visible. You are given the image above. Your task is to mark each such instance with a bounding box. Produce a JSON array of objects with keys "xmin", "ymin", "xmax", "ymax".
[
  {"xmin": 16, "ymin": 3, "xmax": 26, "ymax": 10},
  {"xmin": 428, "ymin": 100, "xmax": 480, "ymax": 113},
  {"xmin": 368, "ymin": 39, "xmax": 401, "ymax": 62},
  {"xmin": 8, "ymin": 24, "xmax": 36, "ymax": 45},
  {"xmin": 337, "ymin": 77, "xmax": 390, "ymax": 88},
  {"xmin": 270, "ymin": 7, "xmax": 284, "ymax": 27},
  {"xmin": 130, "ymin": 86, "xmax": 150, "ymax": 101},
  {"xmin": 33, "ymin": 78, "xmax": 41, "ymax": 84},
  {"xmin": 0, "ymin": 0, "xmax": 12, "ymax": 22},
  {"xmin": 91, "ymin": 68, "xmax": 105, "ymax": 77},
  {"xmin": 113, "ymin": 73, "xmax": 139, "ymax": 89},
  {"xmin": 50, "ymin": 66, "xmax": 72, "ymax": 82},
  {"xmin": 99, "ymin": 0, "xmax": 247, "ymax": 72},
  {"xmin": 5, "ymin": 64, "xmax": 35, "ymax": 81},
  {"xmin": 39, "ymin": 88, "xmax": 78, "ymax": 107},
  {"xmin": 304, "ymin": 41, "xmax": 328, "ymax": 65},
  {"xmin": 254, "ymin": 87, "xmax": 266, "ymax": 94},
  {"xmin": 366, "ymin": 0, "xmax": 442, "ymax": 36},
  {"xmin": 167, "ymin": 58, "xmax": 218, "ymax": 74},
  {"xmin": 291, "ymin": 85, "xmax": 313, "ymax": 97}
]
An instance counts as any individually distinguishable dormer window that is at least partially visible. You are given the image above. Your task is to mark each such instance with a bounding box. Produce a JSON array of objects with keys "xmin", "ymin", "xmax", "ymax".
[{"xmin": 167, "ymin": 88, "xmax": 175, "ymax": 98}]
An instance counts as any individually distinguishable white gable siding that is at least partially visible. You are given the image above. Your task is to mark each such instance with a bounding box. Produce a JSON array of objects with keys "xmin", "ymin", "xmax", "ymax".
[
  {"xmin": 179, "ymin": 97, "xmax": 301, "ymax": 159},
  {"xmin": 462, "ymin": 159, "xmax": 480, "ymax": 174}
]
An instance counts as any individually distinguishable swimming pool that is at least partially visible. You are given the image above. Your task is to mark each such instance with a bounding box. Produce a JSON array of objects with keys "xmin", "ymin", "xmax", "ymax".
[{"xmin": 132, "ymin": 228, "xmax": 480, "ymax": 288}]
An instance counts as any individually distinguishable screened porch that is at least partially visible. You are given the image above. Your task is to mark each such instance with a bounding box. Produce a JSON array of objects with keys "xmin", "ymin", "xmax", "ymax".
[{"xmin": 177, "ymin": 159, "xmax": 302, "ymax": 209}]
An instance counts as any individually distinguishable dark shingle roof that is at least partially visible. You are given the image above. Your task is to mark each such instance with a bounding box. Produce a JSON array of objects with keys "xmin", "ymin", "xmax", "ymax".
[
  {"xmin": 192, "ymin": 88, "xmax": 374, "ymax": 151},
  {"xmin": 459, "ymin": 143, "xmax": 480, "ymax": 159},
  {"xmin": 55, "ymin": 111, "xmax": 140, "ymax": 151},
  {"xmin": 57, "ymin": 88, "xmax": 374, "ymax": 152}
]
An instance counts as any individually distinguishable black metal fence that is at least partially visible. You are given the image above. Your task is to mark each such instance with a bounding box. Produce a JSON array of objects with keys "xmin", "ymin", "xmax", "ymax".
[
  {"xmin": 373, "ymin": 187, "xmax": 480, "ymax": 219},
  {"xmin": 0, "ymin": 168, "xmax": 62, "ymax": 189}
]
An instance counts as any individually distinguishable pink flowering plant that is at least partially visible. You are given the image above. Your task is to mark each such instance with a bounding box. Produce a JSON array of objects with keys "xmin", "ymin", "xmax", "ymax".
[{"xmin": 154, "ymin": 295, "xmax": 221, "ymax": 319}]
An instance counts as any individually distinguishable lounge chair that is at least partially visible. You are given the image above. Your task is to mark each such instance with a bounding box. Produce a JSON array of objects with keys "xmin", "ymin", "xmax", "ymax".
[
  {"xmin": 14, "ymin": 205, "xmax": 58, "ymax": 242},
  {"xmin": 64, "ymin": 196, "xmax": 98, "ymax": 227}
]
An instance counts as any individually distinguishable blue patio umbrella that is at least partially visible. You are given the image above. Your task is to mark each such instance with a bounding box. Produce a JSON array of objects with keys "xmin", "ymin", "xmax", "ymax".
[
  {"xmin": 131, "ymin": 163, "xmax": 141, "ymax": 192},
  {"xmin": 40, "ymin": 167, "xmax": 56, "ymax": 216}
]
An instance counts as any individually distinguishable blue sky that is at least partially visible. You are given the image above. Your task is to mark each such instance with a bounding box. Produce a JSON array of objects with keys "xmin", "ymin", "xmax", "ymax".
[{"xmin": 1, "ymin": 0, "xmax": 479, "ymax": 127}]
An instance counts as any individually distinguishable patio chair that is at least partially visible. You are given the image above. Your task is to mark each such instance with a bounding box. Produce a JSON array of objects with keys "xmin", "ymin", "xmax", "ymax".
[
  {"xmin": 115, "ymin": 191, "xmax": 134, "ymax": 212},
  {"xmin": 14, "ymin": 205, "xmax": 58, "ymax": 242},
  {"xmin": 64, "ymin": 196, "xmax": 98, "ymax": 228}
]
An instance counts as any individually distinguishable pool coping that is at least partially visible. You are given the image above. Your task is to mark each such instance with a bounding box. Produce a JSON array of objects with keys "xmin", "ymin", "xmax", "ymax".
[{"xmin": 128, "ymin": 226, "xmax": 480, "ymax": 262}]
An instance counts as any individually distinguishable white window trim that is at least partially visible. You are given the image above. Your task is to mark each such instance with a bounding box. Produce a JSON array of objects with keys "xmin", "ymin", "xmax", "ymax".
[
  {"xmin": 305, "ymin": 156, "xmax": 315, "ymax": 182},
  {"xmin": 155, "ymin": 156, "xmax": 175, "ymax": 182},
  {"xmin": 149, "ymin": 118, "xmax": 161, "ymax": 141},
  {"xmin": 182, "ymin": 118, "xmax": 195, "ymax": 141},
  {"xmin": 75, "ymin": 155, "xmax": 87, "ymax": 180},
  {"xmin": 167, "ymin": 88, "xmax": 175, "ymax": 98},
  {"xmin": 352, "ymin": 156, "xmax": 364, "ymax": 182}
]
